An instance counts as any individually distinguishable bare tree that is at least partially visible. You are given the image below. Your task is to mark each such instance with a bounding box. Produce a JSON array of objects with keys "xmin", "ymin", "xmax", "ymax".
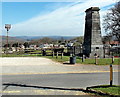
[{"xmin": 103, "ymin": 1, "xmax": 120, "ymax": 42}]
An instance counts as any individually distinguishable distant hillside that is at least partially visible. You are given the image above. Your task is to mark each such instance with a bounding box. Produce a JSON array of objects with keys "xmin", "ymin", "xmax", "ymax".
[
  {"xmin": 0, "ymin": 35, "xmax": 81, "ymax": 46},
  {"xmin": 15, "ymin": 36, "xmax": 78, "ymax": 40},
  {"xmin": 0, "ymin": 36, "xmax": 26, "ymax": 45}
]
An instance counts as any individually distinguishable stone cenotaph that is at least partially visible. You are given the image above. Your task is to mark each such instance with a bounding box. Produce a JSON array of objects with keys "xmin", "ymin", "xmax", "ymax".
[{"xmin": 83, "ymin": 7, "xmax": 104, "ymax": 58}]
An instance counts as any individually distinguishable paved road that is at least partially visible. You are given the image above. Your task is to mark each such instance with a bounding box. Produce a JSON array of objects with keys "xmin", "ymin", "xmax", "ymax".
[{"xmin": 2, "ymin": 72, "xmax": 119, "ymax": 95}]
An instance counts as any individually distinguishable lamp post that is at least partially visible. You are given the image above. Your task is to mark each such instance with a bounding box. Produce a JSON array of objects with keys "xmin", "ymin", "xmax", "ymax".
[{"xmin": 5, "ymin": 24, "xmax": 11, "ymax": 54}]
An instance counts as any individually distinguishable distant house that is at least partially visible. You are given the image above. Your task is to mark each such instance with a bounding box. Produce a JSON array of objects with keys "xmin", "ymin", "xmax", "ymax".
[
  {"xmin": 29, "ymin": 45, "xmax": 37, "ymax": 49},
  {"xmin": 103, "ymin": 40, "xmax": 120, "ymax": 57},
  {"xmin": 105, "ymin": 41, "xmax": 120, "ymax": 47},
  {"xmin": 54, "ymin": 44, "xmax": 59, "ymax": 48},
  {"xmin": 20, "ymin": 45, "xmax": 25, "ymax": 49},
  {"xmin": 39, "ymin": 44, "xmax": 50, "ymax": 49},
  {"xmin": 29, "ymin": 45, "xmax": 35, "ymax": 48},
  {"xmin": 49, "ymin": 44, "xmax": 53, "ymax": 48},
  {"xmin": 67, "ymin": 43, "xmax": 74, "ymax": 47},
  {"xmin": 11, "ymin": 47, "xmax": 16, "ymax": 51},
  {"xmin": 59, "ymin": 45, "xmax": 64, "ymax": 48}
]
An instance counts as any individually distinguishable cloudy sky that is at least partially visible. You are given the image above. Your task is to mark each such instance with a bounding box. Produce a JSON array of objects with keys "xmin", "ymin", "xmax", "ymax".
[{"xmin": 2, "ymin": 0, "xmax": 116, "ymax": 36}]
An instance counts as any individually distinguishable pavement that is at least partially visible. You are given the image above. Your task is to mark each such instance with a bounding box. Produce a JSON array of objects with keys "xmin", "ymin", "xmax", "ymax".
[
  {"xmin": 0, "ymin": 57, "xmax": 119, "ymax": 75},
  {"xmin": 1, "ymin": 86, "xmax": 88, "ymax": 95},
  {"xmin": 0, "ymin": 57, "xmax": 119, "ymax": 95}
]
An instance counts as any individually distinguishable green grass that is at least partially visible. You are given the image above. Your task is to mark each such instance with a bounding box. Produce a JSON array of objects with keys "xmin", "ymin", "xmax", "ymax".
[
  {"xmin": 76, "ymin": 57, "xmax": 119, "ymax": 65},
  {"xmin": 29, "ymin": 50, "xmax": 42, "ymax": 54},
  {"xmin": 1, "ymin": 53, "xmax": 42, "ymax": 57},
  {"xmin": 89, "ymin": 85, "xmax": 120, "ymax": 96},
  {"xmin": 45, "ymin": 56, "xmax": 119, "ymax": 65}
]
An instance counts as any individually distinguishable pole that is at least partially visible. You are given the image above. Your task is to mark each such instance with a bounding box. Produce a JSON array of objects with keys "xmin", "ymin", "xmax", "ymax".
[
  {"xmin": 52, "ymin": 51, "xmax": 54, "ymax": 57},
  {"xmin": 56, "ymin": 51, "xmax": 58, "ymax": 59},
  {"xmin": 82, "ymin": 55, "xmax": 84, "ymax": 62},
  {"xmin": 6, "ymin": 30, "xmax": 8, "ymax": 54},
  {"xmin": 104, "ymin": 47, "xmax": 105, "ymax": 58},
  {"xmin": 110, "ymin": 64, "xmax": 113, "ymax": 86},
  {"xmin": 95, "ymin": 56, "xmax": 98, "ymax": 64},
  {"xmin": 112, "ymin": 56, "xmax": 114, "ymax": 63},
  {"xmin": 74, "ymin": 46, "xmax": 75, "ymax": 56},
  {"xmin": 61, "ymin": 52, "xmax": 63, "ymax": 59}
]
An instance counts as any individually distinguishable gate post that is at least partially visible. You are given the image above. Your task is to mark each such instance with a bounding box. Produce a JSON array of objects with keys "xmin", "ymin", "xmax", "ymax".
[
  {"xmin": 52, "ymin": 51, "xmax": 54, "ymax": 57},
  {"xmin": 56, "ymin": 51, "xmax": 58, "ymax": 59}
]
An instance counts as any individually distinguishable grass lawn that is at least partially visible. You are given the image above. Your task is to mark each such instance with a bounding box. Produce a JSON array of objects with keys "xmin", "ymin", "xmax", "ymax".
[
  {"xmin": 88, "ymin": 85, "xmax": 120, "ymax": 96},
  {"xmin": 1, "ymin": 53, "xmax": 42, "ymax": 57},
  {"xmin": 29, "ymin": 50, "xmax": 42, "ymax": 54},
  {"xmin": 45, "ymin": 56, "xmax": 119, "ymax": 65},
  {"xmin": 76, "ymin": 57, "xmax": 119, "ymax": 65}
]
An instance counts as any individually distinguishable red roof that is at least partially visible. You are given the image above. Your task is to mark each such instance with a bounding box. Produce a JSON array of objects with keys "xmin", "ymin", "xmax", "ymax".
[{"xmin": 105, "ymin": 41, "xmax": 120, "ymax": 44}]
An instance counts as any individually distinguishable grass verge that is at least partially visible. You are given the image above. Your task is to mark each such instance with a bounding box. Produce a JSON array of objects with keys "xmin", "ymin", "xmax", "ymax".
[{"xmin": 88, "ymin": 85, "xmax": 120, "ymax": 96}]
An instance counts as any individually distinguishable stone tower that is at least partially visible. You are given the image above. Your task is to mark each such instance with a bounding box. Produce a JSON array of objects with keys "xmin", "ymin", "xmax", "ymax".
[{"xmin": 83, "ymin": 7, "xmax": 104, "ymax": 58}]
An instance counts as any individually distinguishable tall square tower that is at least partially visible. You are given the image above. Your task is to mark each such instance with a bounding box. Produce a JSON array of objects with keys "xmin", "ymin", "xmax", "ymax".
[{"xmin": 83, "ymin": 7, "xmax": 104, "ymax": 58}]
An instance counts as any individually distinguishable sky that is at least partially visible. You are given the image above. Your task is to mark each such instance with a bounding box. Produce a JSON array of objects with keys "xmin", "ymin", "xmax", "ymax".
[{"xmin": 1, "ymin": 0, "xmax": 117, "ymax": 36}]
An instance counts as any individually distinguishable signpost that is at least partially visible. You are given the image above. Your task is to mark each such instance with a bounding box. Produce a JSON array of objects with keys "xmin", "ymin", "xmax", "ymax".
[{"xmin": 5, "ymin": 24, "xmax": 11, "ymax": 54}]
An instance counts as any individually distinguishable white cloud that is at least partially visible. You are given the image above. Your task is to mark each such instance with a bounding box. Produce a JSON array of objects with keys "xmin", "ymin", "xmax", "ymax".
[
  {"xmin": 5, "ymin": 0, "xmax": 115, "ymax": 36},
  {"xmin": 2, "ymin": 0, "xmax": 88, "ymax": 2}
]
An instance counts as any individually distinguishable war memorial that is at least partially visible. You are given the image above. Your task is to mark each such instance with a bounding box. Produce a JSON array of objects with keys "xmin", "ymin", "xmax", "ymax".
[{"xmin": 83, "ymin": 7, "xmax": 104, "ymax": 58}]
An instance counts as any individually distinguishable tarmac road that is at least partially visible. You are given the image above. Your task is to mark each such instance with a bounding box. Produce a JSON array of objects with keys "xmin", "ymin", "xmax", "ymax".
[
  {"xmin": 2, "ymin": 72, "xmax": 119, "ymax": 95},
  {"xmin": 3, "ymin": 72, "xmax": 119, "ymax": 88}
]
